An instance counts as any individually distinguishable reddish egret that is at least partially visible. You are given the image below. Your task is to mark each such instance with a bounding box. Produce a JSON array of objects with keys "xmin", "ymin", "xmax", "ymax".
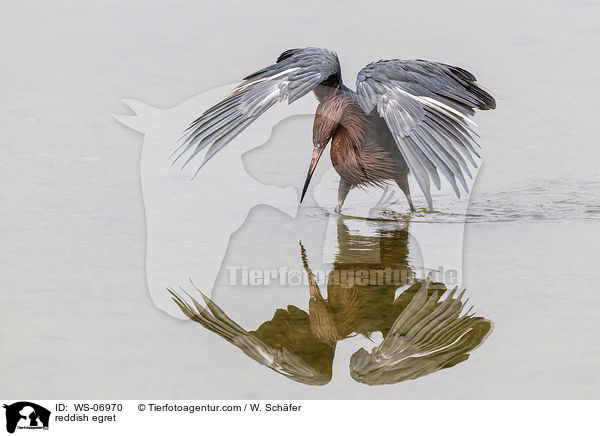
[{"xmin": 176, "ymin": 48, "xmax": 495, "ymax": 212}]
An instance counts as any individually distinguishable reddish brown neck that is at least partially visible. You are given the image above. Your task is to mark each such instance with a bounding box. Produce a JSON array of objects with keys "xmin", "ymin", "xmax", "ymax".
[
  {"xmin": 330, "ymin": 98, "xmax": 369, "ymax": 167},
  {"xmin": 314, "ymin": 95, "xmax": 369, "ymax": 148}
]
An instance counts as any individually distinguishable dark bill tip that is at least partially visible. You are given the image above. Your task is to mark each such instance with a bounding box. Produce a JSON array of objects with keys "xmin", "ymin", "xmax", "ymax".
[{"xmin": 300, "ymin": 146, "xmax": 326, "ymax": 203}]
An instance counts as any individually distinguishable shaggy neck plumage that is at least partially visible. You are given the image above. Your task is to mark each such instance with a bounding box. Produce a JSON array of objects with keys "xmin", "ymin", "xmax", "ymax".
[{"xmin": 326, "ymin": 97, "xmax": 369, "ymax": 161}]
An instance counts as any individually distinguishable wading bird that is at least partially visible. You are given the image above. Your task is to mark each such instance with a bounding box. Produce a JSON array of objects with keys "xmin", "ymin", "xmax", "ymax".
[{"xmin": 176, "ymin": 48, "xmax": 495, "ymax": 212}]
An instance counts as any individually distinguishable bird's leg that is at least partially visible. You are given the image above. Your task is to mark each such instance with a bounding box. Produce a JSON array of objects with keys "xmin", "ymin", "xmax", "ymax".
[
  {"xmin": 396, "ymin": 177, "xmax": 415, "ymax": 212},
  {"xmin": 335, "ymin": 178, "xmax": 352, "ymax": 213}
]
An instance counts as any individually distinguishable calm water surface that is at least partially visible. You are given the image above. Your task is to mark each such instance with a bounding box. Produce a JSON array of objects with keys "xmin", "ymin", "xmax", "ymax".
[{"xmin": 1, "ymin": 0, "xmax": 599, "ymax": 398}]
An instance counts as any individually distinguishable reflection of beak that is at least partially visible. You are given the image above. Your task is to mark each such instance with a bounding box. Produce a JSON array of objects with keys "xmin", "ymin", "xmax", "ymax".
[{"xmin": 300, "ymin": 145, "xmax": 326, "ymax": 203}]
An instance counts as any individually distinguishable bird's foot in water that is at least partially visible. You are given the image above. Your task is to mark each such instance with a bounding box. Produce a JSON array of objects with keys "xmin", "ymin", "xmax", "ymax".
[{"xmin": 334, "ymin": 204, "xmax": 343, "ymax": 214}]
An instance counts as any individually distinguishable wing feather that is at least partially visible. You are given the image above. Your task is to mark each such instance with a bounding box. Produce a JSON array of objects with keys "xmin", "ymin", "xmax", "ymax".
[
  {"xmin": 356, "ymin": 59, "xmax": 495, "ymax": 210},
  {"xmin": 176, "ymin": 48, "xmax": 341, "ymax": 175}
]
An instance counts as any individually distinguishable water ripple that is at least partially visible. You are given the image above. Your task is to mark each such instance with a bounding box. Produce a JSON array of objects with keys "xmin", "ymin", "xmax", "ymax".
[{"xmin": 359, "ymin": 177, "xmax": 600, "ymax": 223}]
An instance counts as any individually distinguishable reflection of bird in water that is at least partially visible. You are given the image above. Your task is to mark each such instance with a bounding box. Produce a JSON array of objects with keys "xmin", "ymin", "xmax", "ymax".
[
  {"xmin": 301, "ymin": 219, "xmax": 414, "ymax": 346},
  {"xmin": 169, "ymin": 290, "xmax": 332, "ymax": 385},
  {"xmin": 176, "ymin": 48, "xmax": 495, "ymax": 212},
  {"xmin": 349, "ymin": 284, "xmax": 492, "ymax": 385},
  {"xmin": 170, "ymin": 218, "xmax": 492, "ymax": 385}
]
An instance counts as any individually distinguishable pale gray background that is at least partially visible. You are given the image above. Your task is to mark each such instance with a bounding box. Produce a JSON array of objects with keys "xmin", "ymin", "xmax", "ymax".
[{"xmin": 1, "ymin": 0, "xmax": 599, "ymax": 398}]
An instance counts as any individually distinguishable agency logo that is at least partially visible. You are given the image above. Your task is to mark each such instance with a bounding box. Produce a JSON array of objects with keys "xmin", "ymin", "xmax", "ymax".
[{"xmin": 3, "ymin": 402, "xmax": 50, "ymax": 434}]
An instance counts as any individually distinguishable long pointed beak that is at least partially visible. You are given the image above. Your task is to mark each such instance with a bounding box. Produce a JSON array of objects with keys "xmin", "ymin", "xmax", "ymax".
[{"xmin": 300, "ymin": 146, "xmax": 326, "ymax": 203}]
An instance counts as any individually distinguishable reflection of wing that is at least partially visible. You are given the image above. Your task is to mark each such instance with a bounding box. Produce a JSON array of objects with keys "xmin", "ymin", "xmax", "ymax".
[
  {"xmin": 356, "ymin": 60, "xmax": 495, "ymax": 210},
  {"xmin": 350, "ymin": 280, "xmax": 492, "ymax": 385},
  {"xmin": 175, "ymin": 47, "xmax": 342, "ymax": 175},
  {"xmin": 169, "ymin": 290, "xmax": 331, "ymax": 385}
]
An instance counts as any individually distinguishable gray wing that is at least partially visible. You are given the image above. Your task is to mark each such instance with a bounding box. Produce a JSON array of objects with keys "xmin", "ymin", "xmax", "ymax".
[
  {"xmin": 356, "ymin": 60, "xmax": 496, "ymax": 210},
  {"xmin": 168, "ymin": 290, "xmax": 331, "ymax": 386},
  {"xmin": 349, "ymin": 280, "xmax": 492, "ymax": 385},
  {"xmin": 175, "ymin": 47, "xmax": 341, "ymax": 176}
]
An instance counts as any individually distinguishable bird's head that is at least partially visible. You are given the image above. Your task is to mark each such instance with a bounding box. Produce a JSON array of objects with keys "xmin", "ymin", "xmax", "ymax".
[{"xmin": 300, "ymin": 98, "xmax": 342, "ymax": 203}]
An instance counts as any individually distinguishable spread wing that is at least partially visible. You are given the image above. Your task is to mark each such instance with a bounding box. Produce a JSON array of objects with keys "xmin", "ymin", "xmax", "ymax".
[
  {"xmin": 349, "ymin": 280, "xmax": 492, "ymax": 385},
  {"xmin": 169, "ymin": 289, "xmax": 331, "ymax": 386},
  {"xmin": 175, "ymin": 47, "xmax": 342, "ymax": 176},
  {"xmin": 356, "ymin": 60, "xmax": 496, "ymax": 210}
]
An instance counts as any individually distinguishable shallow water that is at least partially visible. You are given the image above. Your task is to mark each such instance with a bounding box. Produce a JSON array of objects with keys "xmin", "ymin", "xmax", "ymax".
[
  {"xmin": 378, "ymin": 177, "xmax": 600, "ymax": 223},
  {"xmin": 2, "ymin": 0, "xmax": 600, "ymax": 398}
]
